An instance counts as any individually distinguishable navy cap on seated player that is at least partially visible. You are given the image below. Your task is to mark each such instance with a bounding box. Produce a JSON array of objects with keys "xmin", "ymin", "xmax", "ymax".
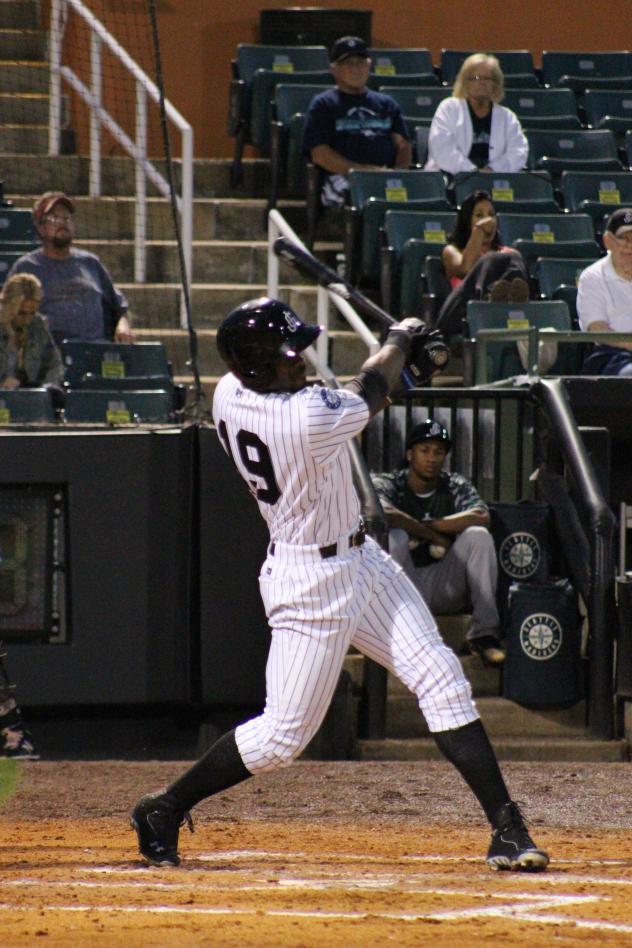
[{"xmin": 216, "ymin": 297, "xmax": 321, "ymax": 393}]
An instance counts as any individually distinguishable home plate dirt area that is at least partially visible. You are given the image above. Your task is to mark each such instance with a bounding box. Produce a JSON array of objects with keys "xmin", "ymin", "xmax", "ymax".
[{"xmin": 2, "ymin": 760, "xmax": 632, "ymax": 946}]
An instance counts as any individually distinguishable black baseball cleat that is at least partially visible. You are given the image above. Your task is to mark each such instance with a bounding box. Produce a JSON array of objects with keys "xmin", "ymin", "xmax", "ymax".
[
  {"xmin": 487, "ymin": 801, "xmax": 549, "ymax": 872},
  {"xmin": 130, "ymin": 791, "xmax": 194, "ymax": 867}
]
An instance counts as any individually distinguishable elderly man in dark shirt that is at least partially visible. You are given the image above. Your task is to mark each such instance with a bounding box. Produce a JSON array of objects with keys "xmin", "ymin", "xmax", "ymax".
[{"xmin": 372, "ymin": 419, "xmax": 504, "ymax": 666}]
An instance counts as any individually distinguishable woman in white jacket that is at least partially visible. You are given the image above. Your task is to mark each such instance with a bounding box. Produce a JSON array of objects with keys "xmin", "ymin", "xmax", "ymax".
[{"xmin": 425, "ymin": 53, "xmax": 528, "ymax": 175}]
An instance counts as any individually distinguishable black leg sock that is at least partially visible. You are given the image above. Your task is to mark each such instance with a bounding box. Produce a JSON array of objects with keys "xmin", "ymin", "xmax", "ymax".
[
  {"xmin": 433, "ymin": 719, "xmax": 510, "ymax": 825},
  {"xmin": 165, "ymin": 729, "xmax": 252, "ymax": 813}
]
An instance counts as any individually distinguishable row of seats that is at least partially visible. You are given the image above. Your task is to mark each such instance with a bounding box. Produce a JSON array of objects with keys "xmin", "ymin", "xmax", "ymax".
[
  {"xmin": 231, "ymin": 44, "xmax": 632, "ymax": 179},
  {"xmin": 379, "ymin": 208, "xmax": 603, "ymax": 319},
  {"xmin": 0, "ymin": 341, "xmax": 177, "ymax": 424},
  {"xmin": 342, "ymin": 168, "xmax": 630, "ymax": 286}
]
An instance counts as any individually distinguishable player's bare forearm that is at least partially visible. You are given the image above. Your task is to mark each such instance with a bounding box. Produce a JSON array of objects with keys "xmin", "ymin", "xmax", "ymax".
[
  {"xmin": 429, "ymin": 507, "xmax": 490, "ymax": 534},
  {"xmin": 384, "ymin": 507, "xmax": 449, "ymax": 543}
]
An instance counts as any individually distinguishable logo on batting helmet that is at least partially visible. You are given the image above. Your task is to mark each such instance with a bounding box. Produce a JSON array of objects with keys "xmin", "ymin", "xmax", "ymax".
[
  {"xmin": 216, "ymin": 297, "xmax": 321, "ymax": 391},
  {"xmin": 405, "ymin": 419, "xmax": 452, "ymax": 452}
]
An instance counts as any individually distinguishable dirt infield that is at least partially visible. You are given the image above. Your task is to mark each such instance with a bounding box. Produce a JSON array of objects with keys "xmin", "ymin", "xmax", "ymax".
[{"xmin": 2, "ymin": 760, "xmax": 632, "ymax": 946}]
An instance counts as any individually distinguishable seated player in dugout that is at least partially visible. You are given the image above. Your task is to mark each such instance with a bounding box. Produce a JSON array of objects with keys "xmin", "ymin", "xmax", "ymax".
[
  {"xmin": 7, "ymin": 192, "xmax": 134, "ymax": 347},
  {"xmin": 130, "ymin": 296, "xmax": 548, "ymax": 874},
  {"xmin": 302, "ymin": 36, "xmax": 412, "ymax": 207},
  {"xmin": 372, "ymin": 420, "xmax": 505, "ymax": 667}
]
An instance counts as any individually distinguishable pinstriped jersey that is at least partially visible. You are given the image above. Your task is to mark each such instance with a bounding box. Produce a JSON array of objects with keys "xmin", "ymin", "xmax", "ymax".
[{"xmin": 212, "ymin": 372, "xmax": 370, "ymax": 546}]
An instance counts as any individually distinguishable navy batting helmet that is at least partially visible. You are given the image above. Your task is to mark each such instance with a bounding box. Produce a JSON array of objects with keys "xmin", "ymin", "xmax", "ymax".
[
  {"xmin": 216, "ymin": 297, "xmax": 321, "ymax": 391},
  {"xmin": 406, "ymin": 419, "xmax": 452, "ymax": 452}
]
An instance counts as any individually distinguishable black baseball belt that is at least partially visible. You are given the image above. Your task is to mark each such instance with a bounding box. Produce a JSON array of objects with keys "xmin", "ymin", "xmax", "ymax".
[{"xmin": 269, "ymin": 524, "xmax": 366, "ymax": 560}]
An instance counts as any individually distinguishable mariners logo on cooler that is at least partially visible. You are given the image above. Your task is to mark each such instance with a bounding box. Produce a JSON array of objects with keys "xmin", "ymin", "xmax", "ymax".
[
  {"xmin": 520, "ymin": 613, "xmax": 562, "ymax": 661},
  {"xmin": 500, "ymin": 531, "xmax": 540, "ymax": 579}
]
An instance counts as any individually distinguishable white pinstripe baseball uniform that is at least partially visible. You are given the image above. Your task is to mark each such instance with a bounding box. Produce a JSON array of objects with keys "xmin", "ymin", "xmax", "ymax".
[{"xmin": 213, "ymin": 371, "xmax": 479, "ymax": 774}]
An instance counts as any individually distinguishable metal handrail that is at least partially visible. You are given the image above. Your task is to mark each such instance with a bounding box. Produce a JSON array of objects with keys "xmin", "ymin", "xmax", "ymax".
[
  {"xmin": 474, "ymin": 327, "xmax": 632, "ymax": 385},
  {"xmin": 48, "ymin": 0, "xmax": 193, "ymax": 325},
  {"xmin": 267, "ymin": 209, "xmax": 380, "ymax": 373}
]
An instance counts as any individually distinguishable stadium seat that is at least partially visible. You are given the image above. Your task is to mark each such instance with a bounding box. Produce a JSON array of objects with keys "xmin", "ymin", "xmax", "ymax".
[
  {"xmin": 439, "ymin": 49, "xmax": 536, "ymax": 86},
  {"xmin": 414, "ymin": 125, "xmax": 430, "ymax": 165},
  {"xmin": 368, "ymin": 47, "xmax": 434, "ymax": 79},
  {"xmin": 421, "ymin": 254, "xmax": 452, "ymax": 325},
  {"xmin": 541, "ymin": 51, "xmax": 632, "ymax": 93},
  {"xmin": 626, "ymin": 130, "xmax": 632, "ymax": 168},
  {"xmin": 268, "ymin": 83, "xmax": 331, "ymax": 210},
  {"xmin": 465, "ymin": 300, "xmax": 576, "ymax": 382},
  {"xmin": 534, "ymin": 256, "xmax": 599, "ymax": 328},
  {"xmin": 525, "ymin": 129, "xmax": 624, "ymax": 179},
  {"xmin": 0, "ymin": 388, "xmax": 56, "ymax": 424},
  {"xmin": 583, "ymin": 89, "xmax": 632, "ymax": 136},
  {"xmin": 502, "ymin": 87, "xmax": 580, "ymax": 129},
  {"xmin": 381, "ymin": 209, "xmax": 456, "ymax": 316},
  {"xmin": 64, "ymin": 390, "xmax": 173, "ymax": 424},
  {"xmin": 560, "ymin": 171, "xmax": 632, "ymax": 233},
  {"xmin": 497, "ymin": 211, "xmax": 600, "ymax": 272},
  {"xmin": 453, "ymin": 171, "xmax": 559, "ymax": 214},
  {"xmin": 0, "ymin": 207, "xmax": 37, "ymax": 245},
  {"xmin": 62, "ymin": 341, "xmax": 172, "ymax": 389},
  {"xmin": 379, "ymin": 85, "xmax": 451, "ymax": 124},
  {"xmin": 368, "ymin": 71, "xmax": 439, "ymax": 89},
  {"xmin": 344, "ymin": 169, "xmax": 450, "ymax": 283},
  {"xmin": 228, "ymin": 44, "xmax": 330, "ymax": 184}
]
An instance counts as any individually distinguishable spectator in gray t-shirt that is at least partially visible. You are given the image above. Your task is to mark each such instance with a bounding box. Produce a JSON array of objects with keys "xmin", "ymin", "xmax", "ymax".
[{"xmin": 8, "ymin": 191, "xmax": 134, "ymax": 346}]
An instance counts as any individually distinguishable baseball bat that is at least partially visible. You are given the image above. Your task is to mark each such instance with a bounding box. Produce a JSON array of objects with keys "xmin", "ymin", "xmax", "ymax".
[
  {"xmin": 273, "ymin": 236, "xmax": 449, "ymax": 386},
  {"xmin": 273, "ymin": 236, "xmax": 398, "ymax": 330}
]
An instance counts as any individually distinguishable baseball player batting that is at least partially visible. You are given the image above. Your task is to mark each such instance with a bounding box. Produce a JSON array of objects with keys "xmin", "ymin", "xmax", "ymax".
[{"xmin": 131, "ymin": 297, "xmax": 549, "ymax": 873}]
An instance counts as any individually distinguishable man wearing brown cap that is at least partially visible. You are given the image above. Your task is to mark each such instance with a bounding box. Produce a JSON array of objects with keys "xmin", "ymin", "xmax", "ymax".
[
  {"xmin": 302, "ymin": 36, "xmax": 412, "ymax": 206},
  {"xmin": 7, "ymin": 191, "xmax": 133, "ymax": 346},
  {"xmin": 577, "ymin": 208, "xmax": 632, "ymax": 374}
]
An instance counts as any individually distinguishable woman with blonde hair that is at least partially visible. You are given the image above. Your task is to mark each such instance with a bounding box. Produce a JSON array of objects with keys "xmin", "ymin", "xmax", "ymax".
[
  {"xmin": 425, "ymin": 53, "xmax": 528, "ymax": 175},
  {"xmin": 0, "ymin": 272, "xmax": 63, "ymax": 389}
]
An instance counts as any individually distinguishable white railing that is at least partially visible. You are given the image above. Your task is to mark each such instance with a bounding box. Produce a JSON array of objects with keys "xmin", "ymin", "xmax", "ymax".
[
  {"xmin": 48, "ymin": 0, "xmax": 193, "ymax": 327},
  {"xmin": 267, "ymin": 210, "xmax": 379, "ymax": 380}
]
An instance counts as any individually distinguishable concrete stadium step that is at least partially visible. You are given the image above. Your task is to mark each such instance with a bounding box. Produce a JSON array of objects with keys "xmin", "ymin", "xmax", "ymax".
[
  {"xmin": 2, "ymin": 155, "xmax": 273, "ymax": 198},
  {"xmin": 0, "ymin": 60, "xmax": 48, "ymax": 93},
  {"xmin": 0, "ymin": 28, "xmax": 46, "ymax": 59},
  {"xmin": 0, "ymin": 123, "xmax": 47, "ymax": 153},
  {"xmin": 133, "ymin": 326, "xmax": 372, "ymax": 377},
  {"xmin": 0, "ymin": 92, "xmax": 48, "ymax": 124},
  {"xmin": 10, "ymin": 194, "xmax": 306, "ymax": 241},
  {"xmin": 358, "ymin": 736, "xmax": 629, "ymax": 762},
  {"xmin": 385, "ymin": 695, "xmax": 591, "ymax": 740},
  {"xmin": 123, "ymin": 283, "xmax": 321, "ymax": 325},
  {"xmin": 75, "ymin": 239, "xmax": 341, "ymax": 285},
  {"xmin": 0, "ymin": 1, "xmax": 39, "ymax": 29}
]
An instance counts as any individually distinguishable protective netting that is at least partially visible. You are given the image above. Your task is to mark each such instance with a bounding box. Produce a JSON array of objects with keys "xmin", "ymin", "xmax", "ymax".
[{"xmin": 0, "ymin": 0, "xmax": 199, "ymax": 410}]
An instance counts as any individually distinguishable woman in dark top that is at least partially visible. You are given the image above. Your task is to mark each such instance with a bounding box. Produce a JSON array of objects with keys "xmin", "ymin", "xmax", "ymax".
[{"xmin": 435, "ymin": 189, "xmax": 530, "ymax": 337}]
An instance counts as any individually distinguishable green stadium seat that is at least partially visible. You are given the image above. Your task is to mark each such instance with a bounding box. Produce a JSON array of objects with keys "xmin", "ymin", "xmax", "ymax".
[
  {"xmin": 421, "ymin": 254, "xmax": 452, "ymax": 325},
  {"xmin": 379, "ymin": 85, "xmax": 451, "ymax": 123},
  {"xmin": 62, "ymin": 341, "xmax": 172, "ymax": 390},
  {"xmin": 0, "ymin": 208, "xmax": 36, "ymax": 245},
  {"xmin": 368, "ymin": 72, "xmax": 439, "ymax": 89},
  {"xmin": 453, "ymin": 171, "xmax": 559, "ymax": 214},
  {"xmin": 439, "ymin": 49, "xmax": 536, "ymax": 86},
  {"xmin": 534, "ymin": 256, "xmax": 599, "ymax": 328},
  {"xmin": 369, "ymin": 47, "xmax": 434, "ymax": 78},
  {"xmin": 0, "ymin": 250, "xmax": 25, "ymax": 286},
  {"xmin": 268, "ymin": 83, "xmax": 331, "ymax": 210},
  {"xmin": 560, "ymin": 171, "xmax": 632, "ymax": 232},
  {"xmin": 502, "ymin": 87, "xmax": 580, "ymax": 129},
  {"xmin": 0, "ymin": 388, "xmax": 55, "ymax": 424},
  {"xmin": 497, "ymin": 211, "xmax": 600, "ymax": 272},
  {"xmin": 64, "ymin": 390, "xmax": 173, "ymax": 424},
  {"xmin": 541, "ymin": 51, "xmax": 632, "ymax": 93},
  {"xmin": 414, "ymin": 125, "xmax": 430, "ymax": 165},
  {"xmin": 525, "ymin": 129, "xmax": 624, "ymax": 180},
  {"xmin": 228, "ymin": 44, "xmax": 330, "ymax": 184},
  {"xmin": 381, "ymin": 209, "xmax": 456, "ymax": 316},
  {"xmin": 583, "ymin": 89, "xmax": 632, "ymax": 136},
  {"xmin": 465, "ymin": 299, "xmax": 577, "ymax": 381},
  {"xmin": 344, "ymin": 169, "xmax": 450, "ymax": 283}
]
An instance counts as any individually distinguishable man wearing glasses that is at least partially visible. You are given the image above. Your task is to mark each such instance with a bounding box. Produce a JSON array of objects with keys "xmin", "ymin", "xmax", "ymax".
[
  {"xmin": 425, "ymin": 53, "xmax": 528, "ymax": 176},
  {"xmin": 8, "ymin": 191, "xmax": 133, "ymax": 346},
  {"xmin": 577, "ymin": 208, "xmax": 632, "ymax": 375}
]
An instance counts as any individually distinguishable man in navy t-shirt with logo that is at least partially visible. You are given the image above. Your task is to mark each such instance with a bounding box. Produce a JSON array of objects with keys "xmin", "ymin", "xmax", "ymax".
[{"xmin": 303, "ymin": 36, "xmax": 412, "ymax": 206}]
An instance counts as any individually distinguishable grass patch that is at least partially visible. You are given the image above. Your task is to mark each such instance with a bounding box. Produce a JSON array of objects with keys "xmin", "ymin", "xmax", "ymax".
[{"xmin": 0, "ymin": 759, "xmax": 20, "ymax": 810}]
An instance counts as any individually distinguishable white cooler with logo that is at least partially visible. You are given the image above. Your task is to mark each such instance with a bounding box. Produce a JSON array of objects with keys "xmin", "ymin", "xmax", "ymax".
[{"xmin": 502, "ymin": 579, "xmax": 584, "ymax": 707}]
